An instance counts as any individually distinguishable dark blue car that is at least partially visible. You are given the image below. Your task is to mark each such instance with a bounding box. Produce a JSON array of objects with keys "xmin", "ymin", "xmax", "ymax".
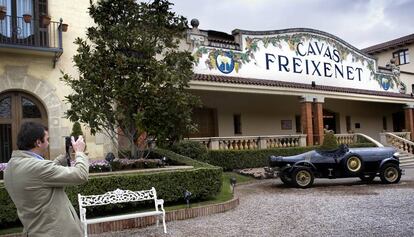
[{"xmin": 265, "ymin": 145, "xmax": 402, "ymax": 188}]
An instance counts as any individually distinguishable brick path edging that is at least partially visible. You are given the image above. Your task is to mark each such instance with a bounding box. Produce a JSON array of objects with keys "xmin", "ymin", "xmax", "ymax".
[{"xmin": 0, "ymin": 197, "xmax": 239, "ymax": 236}]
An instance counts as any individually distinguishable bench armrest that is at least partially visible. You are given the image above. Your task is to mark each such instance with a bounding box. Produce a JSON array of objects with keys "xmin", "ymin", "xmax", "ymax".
[{"xmin": 156, "ymin": 199, "xmax": 165, "ymax": 210}]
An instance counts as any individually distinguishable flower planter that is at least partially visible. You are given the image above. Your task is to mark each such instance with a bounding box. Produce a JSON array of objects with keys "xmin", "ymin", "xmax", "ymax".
[
  {"xmin": 41, "ymin": 14, "xmax": 51, "ymax": 26},
  {"xmin": 60, "ymin": 23, "xmax": 68, "ymax": 32},
  {"xmin": 0, "ymin": 6, "xmax": 6, "ymax": 20},
  {"xmin": 23, "ymin": 13, "xmax": 32, "ymax": 23}
]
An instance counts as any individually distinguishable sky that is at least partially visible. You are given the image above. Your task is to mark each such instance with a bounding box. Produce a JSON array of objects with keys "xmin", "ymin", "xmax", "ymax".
[{"xmin": 171, "ymin": 0, "xmax": 414, "ymax": 49}]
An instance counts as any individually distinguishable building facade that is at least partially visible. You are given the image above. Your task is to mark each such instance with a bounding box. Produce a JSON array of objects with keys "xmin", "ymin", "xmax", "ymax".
[
  {"xmin": 185, "ymin": 21, "xmax": 414, "ymax": 147},
  {"xmin": 0, "ymin": 0, "xmax": 112, "ymax": 162},
  {"xmin": 0, "ymin": 1, "xmax": 413, "ymax": 163}
]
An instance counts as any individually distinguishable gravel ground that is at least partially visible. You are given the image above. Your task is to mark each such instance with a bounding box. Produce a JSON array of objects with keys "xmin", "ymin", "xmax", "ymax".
[{"xmin": 93, "ymin": 169, "xmax": 414, "ymax": 237}]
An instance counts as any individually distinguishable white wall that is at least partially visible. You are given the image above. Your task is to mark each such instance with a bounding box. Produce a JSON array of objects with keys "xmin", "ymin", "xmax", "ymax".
[{"xmin": 192, "ymin": 90, "xmax": 405, "ymax": 141}]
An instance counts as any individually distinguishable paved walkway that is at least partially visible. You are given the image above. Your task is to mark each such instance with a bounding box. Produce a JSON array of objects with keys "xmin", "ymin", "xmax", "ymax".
[{"xmin": 93, "ymin": 168, "xmax": 414, "ymax": 237}]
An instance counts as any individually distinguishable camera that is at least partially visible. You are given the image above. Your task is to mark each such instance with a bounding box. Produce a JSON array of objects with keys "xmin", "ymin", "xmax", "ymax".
[
  {"xmin": 65, "ymin": 136, "xmax": 72, "ymax": 150},
  {"xmin": 65, "ymin": 136, "xmax": 72, "ymax": 166}
]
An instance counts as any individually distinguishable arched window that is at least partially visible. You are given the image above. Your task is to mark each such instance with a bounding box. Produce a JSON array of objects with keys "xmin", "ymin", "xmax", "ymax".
[{"xmin": 0, "ymin": 91, "xmax": 48, "ymax": 163}]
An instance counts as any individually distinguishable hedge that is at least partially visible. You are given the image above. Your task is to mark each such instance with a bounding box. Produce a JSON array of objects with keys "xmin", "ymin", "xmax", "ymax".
[
  {"xmin": 204, "ymin": 143, "xmax": 376, "ymax": 171},
  {"xmin": 0, "ymin": 148, "xmax": 222, "ymax": 228}
]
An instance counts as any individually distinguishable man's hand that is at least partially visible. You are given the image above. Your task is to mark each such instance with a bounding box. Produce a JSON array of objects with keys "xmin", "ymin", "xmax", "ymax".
[{"xmin": 71, "ymin": 135, "xmax": 86, "ymax": 153}]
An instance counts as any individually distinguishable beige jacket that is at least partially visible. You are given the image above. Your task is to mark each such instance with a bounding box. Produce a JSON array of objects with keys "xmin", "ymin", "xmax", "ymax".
[{"xmin": 4, "ymin": 150, "xmax": 89, "ymax": 237}]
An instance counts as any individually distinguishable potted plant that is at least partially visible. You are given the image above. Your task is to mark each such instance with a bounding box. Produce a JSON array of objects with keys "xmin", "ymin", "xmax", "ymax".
[
  {"xmin": 60, "ymin": 23, "xmax": 68, "ymax": 32},
  {"xmin": 23, "ymin": 13, "xmax": 32, "ymax": 23},
  {"xmin": 41, "ymin": 14, "xmax": 51, "ymax": 26},
  {"xmin": 0, "ymin": 6, "xmax": 6, "ymax": 20}
]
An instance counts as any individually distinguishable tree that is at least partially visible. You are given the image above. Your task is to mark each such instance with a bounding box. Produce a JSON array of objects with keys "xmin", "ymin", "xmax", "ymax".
[{"xmin": 61, "ymin": 0, "xmax": 199, "ymax": 158}]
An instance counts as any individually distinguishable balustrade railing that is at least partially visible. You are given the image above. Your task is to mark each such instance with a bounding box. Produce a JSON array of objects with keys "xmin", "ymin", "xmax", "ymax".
[
  {"xmin": 189, "ymin": 132, "xmax": 386, "ymax": 151},
  {"xmin": 189, "ymin": 134, "xmax": 307, "ymax": 150},
  {"xmin": 334, "ymin": 133, "xmax": 383, "ymax": 147},
  {"xmin": 335, "ymin": 134, "xmax": 357, "ymax": 145},
  {"xmin": 390, "ymin": 132, "xmax": 411, "ymax": 140},
  {"xmin": 381, "ymin": 132, "xmax": 414, "ymax": 154}
]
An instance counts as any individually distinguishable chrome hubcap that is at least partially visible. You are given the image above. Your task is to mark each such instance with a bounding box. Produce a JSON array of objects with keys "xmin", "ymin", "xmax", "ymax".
[
  {"xmin": 296, "ymin": 170, "xmax": 311, "ymax": 186},
  {"xmin": 385, "ymin": 167, "xmax": 398, "ymax": 182},
  {"xmin": 347, "ymin": 157, "xmax": 361, "ymax": 172}
]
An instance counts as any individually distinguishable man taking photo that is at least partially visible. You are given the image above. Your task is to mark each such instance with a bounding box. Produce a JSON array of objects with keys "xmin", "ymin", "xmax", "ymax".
[{"xmin": 4, "ymin": 122, "xmax": 89, "ymax": 236}]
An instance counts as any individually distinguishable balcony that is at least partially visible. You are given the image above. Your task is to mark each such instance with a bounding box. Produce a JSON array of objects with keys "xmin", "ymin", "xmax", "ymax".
[{"xmin": 0, "ymin": 15, "xmax": 63, "ymax": 67}]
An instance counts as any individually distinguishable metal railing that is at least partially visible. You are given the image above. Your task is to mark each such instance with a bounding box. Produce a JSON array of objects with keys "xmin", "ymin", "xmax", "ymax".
[{"xmin": 0, "ymin": 15, "xmax": 62, "ymax": 50}]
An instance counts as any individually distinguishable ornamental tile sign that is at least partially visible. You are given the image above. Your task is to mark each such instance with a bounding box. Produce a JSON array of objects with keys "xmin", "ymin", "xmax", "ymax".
[{"xmin": 192, "ymin": 29, "xmax": 404, "ymax": 93}]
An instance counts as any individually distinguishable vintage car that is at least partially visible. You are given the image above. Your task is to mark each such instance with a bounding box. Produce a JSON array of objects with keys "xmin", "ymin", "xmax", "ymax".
[{"xmin": 265, "ymin": 144, "xmax": 402, "ymax": 188}]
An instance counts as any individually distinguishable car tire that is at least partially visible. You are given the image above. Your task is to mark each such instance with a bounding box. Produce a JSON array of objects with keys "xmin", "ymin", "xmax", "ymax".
[
  {"xmin": 292, "ymin": 167, "xmax": 314, "ymax": 189},
  {"xmin": 359, "ymin": 173, "xmax": 376, "ymax": 182},
  {"xmin": 379, "ymin": 163, "xmax": 401, "ymax": 184},
  {"xmin": 280, "ymin": 171, "xmax": 292, "ymax": 185},
  {"xmin": 345, "ymin": 156, "xmax": 363, "ymax": 175}
]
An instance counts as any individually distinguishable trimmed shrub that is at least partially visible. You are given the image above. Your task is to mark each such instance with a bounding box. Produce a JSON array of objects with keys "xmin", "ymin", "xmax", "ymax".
[
  {"xmin": 71, "ymin": 121, "xmax": 84, "ymax": 137},
  {"xmin": 0, "ymin": 148, "xmax": 222, "ymax": 228},
  {"xmin": 206, "ymin": 146, "xmax": 317, "ymax": 171},
  {"xmin": 202, "ymin": 142, "xmax": 377, "ymax": 171},
  {"xmin": 319, "ymin": 132, "xmax": 338, "ymax": 151},
  {"xmin": 172, "ymin": 140, "xmax": 208, "ymax": 161}
]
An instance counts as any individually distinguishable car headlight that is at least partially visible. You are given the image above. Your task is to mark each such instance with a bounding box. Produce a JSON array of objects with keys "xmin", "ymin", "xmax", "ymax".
[{"xmin": 393, "ymin": 152, "xmax": 400, "ymax": 159}]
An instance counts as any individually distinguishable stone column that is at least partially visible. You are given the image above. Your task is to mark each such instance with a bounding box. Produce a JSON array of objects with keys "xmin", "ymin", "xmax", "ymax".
[
  {"xmin": 404, "ymin": 105, "xmax": 414, "ymax": 140},
  {"xmin": 301, "ymin": 96, "xmax": 314, "ymax": 146},
  {"xmin": 313, "ymin": 102, "xmax": 324, "ymax": 145}
]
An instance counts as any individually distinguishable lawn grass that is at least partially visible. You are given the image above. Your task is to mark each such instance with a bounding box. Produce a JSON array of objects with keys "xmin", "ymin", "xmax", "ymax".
[
  {"xmin": 0, "ymin": 172, "xmax": 253, "ymax": 235},
  {"xmin": 0, "ymin": 226, "xmax": 23, "ymax": 236},
  {"xmin": 165, "ymin": 171, "xmax": 254, "ymax": 211}
]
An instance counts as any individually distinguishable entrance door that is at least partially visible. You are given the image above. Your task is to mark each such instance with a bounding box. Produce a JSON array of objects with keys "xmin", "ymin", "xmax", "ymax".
[
  {"xmin": 189, "ymin": 107, "xmax": 218, "ymax": 137},
  {"xmin": 323, "ymin": 109, "xmax": 337, "ymax": 133},
  {"xmin": 392, "ymin": 111, "xmax": 405, "ymax": 132},
  {"xmin": 0, "ymin": 91, "xmax": 48, "ymax": 162}
]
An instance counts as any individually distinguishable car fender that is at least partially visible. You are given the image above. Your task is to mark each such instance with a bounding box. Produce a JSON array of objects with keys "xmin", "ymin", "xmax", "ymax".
[
  {"xmin": 379, "ymin": 157, "xmax": 399, "ymax": 168},
  {"xmin": 293, "ymin": 161, "xmax": 317, "ymax": 171}
]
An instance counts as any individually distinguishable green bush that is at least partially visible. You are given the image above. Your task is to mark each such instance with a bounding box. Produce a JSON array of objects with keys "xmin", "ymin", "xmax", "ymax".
[
  {"xmin": 0, "ymin": 148, "xmax": 222, "ymax": 228},
  {"xmin": 201, "ymin": 142, "xmax": 377, "ymax": 171},
  {"xmin": 206, "ymin": 146, "xmax": 317, "ymax": 171},
  {"xmin": 172, "ymin": 140, "xmax": 208, "ymax": 161},
  {"xmin": 319, "ymin": 132, "xmax": 338, "ymax": 151}
]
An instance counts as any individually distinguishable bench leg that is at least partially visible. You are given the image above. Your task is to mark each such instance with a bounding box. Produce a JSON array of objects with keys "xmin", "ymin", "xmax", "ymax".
[
  {"xmin": 84, "ymin": 223, "xmax": 88, "ymax": 237},
  {"xmin": 162, "ymin": 213, "xmax": 167, "ymax": 234},
  {"xmin": 156, "ymin": 216, "xmax": 159, "ymax": 227}
]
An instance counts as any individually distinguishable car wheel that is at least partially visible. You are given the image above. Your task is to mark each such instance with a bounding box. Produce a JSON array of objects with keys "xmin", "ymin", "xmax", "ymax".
[
  {"xmin": 379, "ymin": 163, "xmax": 401, "ymax": 184},
  {"xmin": 280, "ymin": 171, "xmax": 292, "ymax": 185},
  {"xmin": 359, "ymin": 173, "xmax": 376, "ymax": 182},
  {"xmin": 345, "ymin": 156, "xmax": 363, "ymax": 174},
  {"xmin": 292, "ymin": 167, "xmax": 314, "ymax": 189}
]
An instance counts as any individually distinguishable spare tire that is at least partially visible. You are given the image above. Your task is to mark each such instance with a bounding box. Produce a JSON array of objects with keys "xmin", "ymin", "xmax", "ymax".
[{"xmin": 345, "ymin": 156, "xmax": 363, "ymax": 175}]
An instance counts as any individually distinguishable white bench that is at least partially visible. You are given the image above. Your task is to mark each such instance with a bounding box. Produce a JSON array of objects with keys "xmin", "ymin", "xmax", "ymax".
[{"xmin": 78, "ymin": 187, "xmax": 166, "ymax": 237}]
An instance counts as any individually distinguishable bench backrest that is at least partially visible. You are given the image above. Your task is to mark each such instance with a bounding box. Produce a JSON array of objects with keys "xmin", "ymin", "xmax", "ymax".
[{"xmin": 78, "ymin": 187, "xmax": 158, "ymax": 208}]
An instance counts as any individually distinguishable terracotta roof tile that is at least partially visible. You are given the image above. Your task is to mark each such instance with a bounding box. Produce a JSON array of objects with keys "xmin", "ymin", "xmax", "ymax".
[
  {"xmin": 362, "ymin": 33, "xmax": 414, "ymax": 54},
  {"xmin": 192, "ymin": 74, "xmax": 413, "ymax": 99}
]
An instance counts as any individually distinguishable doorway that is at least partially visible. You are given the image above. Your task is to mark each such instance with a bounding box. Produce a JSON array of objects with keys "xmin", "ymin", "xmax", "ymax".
[
  {"xmin": 0, "ymin": 91, "xmax": 48, "ymax": 162},
  {"xmin": 189, "ymin": 107, "xmax": 218, "ymax": 137},
  {"xmin": 392, "ymin": 111, "xmax": 405, "ymax": 132},
  {"xmin": 323, "ymin": 109, "xmax": 337, "ymax": 133}
]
